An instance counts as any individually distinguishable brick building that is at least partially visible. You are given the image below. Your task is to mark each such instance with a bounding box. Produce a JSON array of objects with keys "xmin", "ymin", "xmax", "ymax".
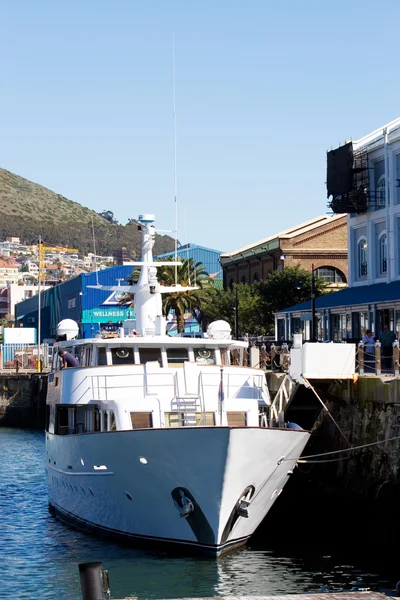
[{"xmin": 220, "ymin": 214, "xmax": 348, "ymax": 290}]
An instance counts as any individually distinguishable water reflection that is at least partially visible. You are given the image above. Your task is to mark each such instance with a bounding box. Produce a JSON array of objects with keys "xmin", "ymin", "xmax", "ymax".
[{"xmin": 0, "ymin": 429, "xmax": 397, "ymax": 600}]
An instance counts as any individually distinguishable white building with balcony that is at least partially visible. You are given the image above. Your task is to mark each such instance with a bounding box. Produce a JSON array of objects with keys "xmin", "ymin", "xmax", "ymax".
[
  {"xmin": 276, "ymin": 117, "xmax": 400, "ymax": 342},
  {"xmin": 344, "ymin": 117, "xmax": 400, "ymax": 287}
]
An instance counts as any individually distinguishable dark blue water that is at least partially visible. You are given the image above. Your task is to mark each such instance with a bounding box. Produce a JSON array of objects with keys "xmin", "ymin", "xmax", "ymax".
[{"xmin": 0, "ymin": 428, "xmax": 397, "ymax": 600}]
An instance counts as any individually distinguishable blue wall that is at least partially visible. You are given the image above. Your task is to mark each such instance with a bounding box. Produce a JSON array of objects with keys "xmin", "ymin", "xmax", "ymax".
[
  {"xmin": 15, "ymin": 266, "xmax": 135, "ymax": 341},
  {"xmin": 155, "ymin": 244, "xmax": 223, "ymax": 278}
]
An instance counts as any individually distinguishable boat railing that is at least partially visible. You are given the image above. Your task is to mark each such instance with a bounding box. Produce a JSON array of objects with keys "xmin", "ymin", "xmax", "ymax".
[
  {"xmin": 199, "ymin": 370, "xmax": 265, "ymax": 401},
  {"xmin": 90, "ymin": 372, "xmax": 146, "ymax": 401}
]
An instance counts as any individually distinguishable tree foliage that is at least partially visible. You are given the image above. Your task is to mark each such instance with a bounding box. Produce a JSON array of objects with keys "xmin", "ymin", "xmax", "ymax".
[
  {"xmin": 198, "ymin": 266, "xmax": 327, "ymax": 336},
  {"xmin": 99, "ymin": 210, "xmax": 118, "ymax": 224}
]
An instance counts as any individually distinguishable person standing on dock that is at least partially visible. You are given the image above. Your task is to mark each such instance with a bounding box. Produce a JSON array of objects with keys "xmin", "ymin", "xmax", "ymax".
[
  {"xmin": 379, "ymin": 326, "xmax": 396, "ymax": 373},
  {"xmin": 362, "ymin": 330, "xmax": 375, "ymax": 372}
]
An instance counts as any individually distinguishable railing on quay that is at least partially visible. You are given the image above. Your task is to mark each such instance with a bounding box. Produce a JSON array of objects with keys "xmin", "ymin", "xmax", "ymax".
[{"xmin": 0, "ymin": 343, "xmax": 50, "ymax": 372}]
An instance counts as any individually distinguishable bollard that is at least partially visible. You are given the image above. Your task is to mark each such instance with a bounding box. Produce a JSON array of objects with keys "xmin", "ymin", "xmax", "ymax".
[
  {"xmin": 79, "ymin": 562, "xmax": 110, "ymax": 600},
  {"xmin": 393, "ymin": 340, "xmax": 399, "ymax": 376},
  {"xmin": 270, "ymin": 344, "xmax": 277, "ymax": 372},
  {"xmin": 358, "ymin": 342, "xmax": 364, "ymax": 375},
  {"xmin": 375, "ymin": 341, "xmax": 381, "ymax": 376}
]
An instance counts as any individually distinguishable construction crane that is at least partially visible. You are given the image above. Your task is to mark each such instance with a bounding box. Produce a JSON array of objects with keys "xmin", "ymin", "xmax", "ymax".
[{"xmin": 38, "ymin": 241, "xmax": 79, "ymax": 281}]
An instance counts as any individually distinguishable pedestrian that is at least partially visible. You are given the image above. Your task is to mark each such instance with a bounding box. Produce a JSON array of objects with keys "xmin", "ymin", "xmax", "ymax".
[
  {"xmin": 361, "ymin": 329, "xmax": 375, "ymax": 372},
  {"xmin": 379, "ymin": 325, "xmax": 396, "ymax": 372},
  {"xmin": 58, "ymin": 350, "xmax": 80, "ymax": 368}
]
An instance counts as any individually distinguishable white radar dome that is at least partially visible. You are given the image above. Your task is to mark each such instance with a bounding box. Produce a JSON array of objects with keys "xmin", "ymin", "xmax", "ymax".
[
  {"xmin": 207, "ymin": 320, "xmax": 232, "ymax": 340},
  {"xmin": 138, "ymin": 214, "xmax": 155, "ymax": 223},
  {"xmin": 56, "ymin": 319, "xmax": 79, "ymax": 340}
]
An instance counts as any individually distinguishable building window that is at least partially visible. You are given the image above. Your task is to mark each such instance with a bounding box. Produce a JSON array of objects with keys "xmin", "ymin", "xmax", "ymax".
[
  {"xmin": 379, "ymin": 233, "xmax": 387, "ymax": 275},
  {"xmin": 358, "ymin": 238, "xmax": 368, "ymax": 278},
  {"xmin": 376, "ymin": 175, "xmax": 386, "ymax": 207},
  {"xmin": 241, "ymin": 275, "xmax": 246, "ymax": 284},
  {"xmin": 253, "ymin": 272, "xmax": 260, "ymax": 282},
  {"xmin": 315, "ymin": 267, "xmax": 346, "ymax": 284}
]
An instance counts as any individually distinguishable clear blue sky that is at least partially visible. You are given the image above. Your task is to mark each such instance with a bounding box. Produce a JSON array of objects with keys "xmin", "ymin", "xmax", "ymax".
[{"xmin": 1, "ymin": 0, "xmax": 399, "ymax": 253}]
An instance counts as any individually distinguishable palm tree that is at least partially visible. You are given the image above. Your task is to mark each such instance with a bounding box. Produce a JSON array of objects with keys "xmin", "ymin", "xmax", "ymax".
[
  {"xmin": 121, "ymin": 257, "xmax": 212, "ymax": 334},
  {"xmin": 158, "ymin": 258, "xmax": 211, "ymax": 333}
]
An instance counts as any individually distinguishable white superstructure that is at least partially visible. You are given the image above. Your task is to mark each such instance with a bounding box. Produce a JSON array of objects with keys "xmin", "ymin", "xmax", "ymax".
[{"xmin": 46, "ymin": 214, "xmax": 310, "ymax": 555}]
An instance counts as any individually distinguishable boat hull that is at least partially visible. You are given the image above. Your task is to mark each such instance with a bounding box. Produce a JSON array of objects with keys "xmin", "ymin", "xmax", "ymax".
[{"xmin": 46, "ymin": 426, "xmax": 309, "ymax": 555}]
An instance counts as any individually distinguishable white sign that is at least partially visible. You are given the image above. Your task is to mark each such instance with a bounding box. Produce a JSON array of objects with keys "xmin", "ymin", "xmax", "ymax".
[{"xmin": 3, "ymin": 328, "xmax": 37, "ymax": 344}]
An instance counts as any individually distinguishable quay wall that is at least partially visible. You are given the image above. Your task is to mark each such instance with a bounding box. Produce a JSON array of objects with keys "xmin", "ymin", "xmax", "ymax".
[
  {"xmin": 267, "ymin": 372, "xmax": 400, "ymax": 506},
  {"xmin": 0, "ymin": 374, "xmax": 47, "ymax": 429}
]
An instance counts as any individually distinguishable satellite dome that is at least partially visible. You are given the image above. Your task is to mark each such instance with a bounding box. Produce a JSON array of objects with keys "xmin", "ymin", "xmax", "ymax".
[
  {"xmin": 207, "ymin": 320, "xmax": 232, "ymax": 340},
  {"xmin": 56, "ymin": 319, "xmax": 79, "ymax": 340}
]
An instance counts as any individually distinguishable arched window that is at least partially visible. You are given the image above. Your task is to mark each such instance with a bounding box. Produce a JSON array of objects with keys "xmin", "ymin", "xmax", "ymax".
[
  {"xmin": 379, "ymin": 233, "xmax": 387, "ymax": 275},
  {"xmin": 241, "ymin": 275, "xmax": 246, "ymax": 284},
  {"xmin": 376, "ymin": 175, "xmax": 386, "ymax": 207},
  {"xmin": 253, "ymin": 272, "xmax": 260, "ymax": 282},
  {"xmin": 314, "ymin": 266, "xmax": 347, "ymax": 284},
  {"xmin": 358, "ymin": 238, "xmax": 368, "ymax": 278}
]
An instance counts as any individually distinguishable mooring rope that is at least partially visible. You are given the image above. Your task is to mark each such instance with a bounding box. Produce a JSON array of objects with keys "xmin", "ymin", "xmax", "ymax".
[{"xmin": 278, "ymin": 433, "xmax": 400, "ymax": 465}]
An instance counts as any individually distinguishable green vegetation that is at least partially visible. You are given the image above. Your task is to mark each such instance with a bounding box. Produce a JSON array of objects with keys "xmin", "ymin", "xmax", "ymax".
[
  {"xmin": 198, "ymin": 266, "xmax": 327, "ymax": 335},
  {"xmin": 0, "ymin": 168, "xmax": 175, "ymax": 257}
]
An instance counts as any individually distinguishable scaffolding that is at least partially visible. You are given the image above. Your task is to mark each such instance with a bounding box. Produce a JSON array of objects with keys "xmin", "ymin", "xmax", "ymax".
[{"xmin": 328, "ymin": 146, "xmax": 370, "ymax": 214}]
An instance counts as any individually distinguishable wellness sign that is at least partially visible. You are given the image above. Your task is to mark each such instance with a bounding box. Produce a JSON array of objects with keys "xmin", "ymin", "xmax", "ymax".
[{"xmin": 82, "ymin": 307, "xmax": 135, "ymax": 324}]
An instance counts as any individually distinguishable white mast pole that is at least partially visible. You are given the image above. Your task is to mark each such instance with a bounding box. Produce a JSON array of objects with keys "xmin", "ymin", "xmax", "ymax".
[
  {"xmin": 37, "ymin": 235, "xmax": 42, "ymax": 372},
  {"xmin": 92, "ymin": 216, "xmax": 99, "ymax": 286},
  {"xmin": 172, "ymin": 34, "xmax": 178, "ymax": 284}
]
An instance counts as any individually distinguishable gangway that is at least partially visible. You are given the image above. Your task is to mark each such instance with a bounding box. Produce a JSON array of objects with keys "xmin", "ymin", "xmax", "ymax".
[{"xmin": 269, "ymin": 336, "xmax": 356, "ymax": 429}]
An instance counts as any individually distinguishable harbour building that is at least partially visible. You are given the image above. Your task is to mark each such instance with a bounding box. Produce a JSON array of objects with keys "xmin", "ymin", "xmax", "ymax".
[
  {"xmin": 15, "ymin": 266, "xmax": 135, "ymax": 342},
  {"xmin": 276, "ymin": 117, "xmax": 400, "ymax": 342},
  {"xmin": 220, "ymin": 215, "xmax": 348, "ymax": 291}
]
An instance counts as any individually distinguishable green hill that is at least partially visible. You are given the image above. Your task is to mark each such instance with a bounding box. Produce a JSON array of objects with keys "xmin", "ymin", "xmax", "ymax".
[{"xmin": 0, "ymin": 168, "xmax": 175, "ymax": 258}]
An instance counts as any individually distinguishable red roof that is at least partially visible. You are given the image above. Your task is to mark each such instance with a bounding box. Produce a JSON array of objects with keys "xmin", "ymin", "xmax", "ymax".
[{"xmin": 0, "ymin": 258, "xmax": 19, "ymax": 268}]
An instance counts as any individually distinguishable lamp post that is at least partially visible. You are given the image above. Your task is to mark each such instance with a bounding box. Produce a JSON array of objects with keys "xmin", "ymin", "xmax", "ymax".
[
  {"xmin": 233, "ymin": 286, "xmax": 239, "ymax": 340},
  {"xmin": 310, "ymin": 263, "xmax": 316, "ymax": 342}
]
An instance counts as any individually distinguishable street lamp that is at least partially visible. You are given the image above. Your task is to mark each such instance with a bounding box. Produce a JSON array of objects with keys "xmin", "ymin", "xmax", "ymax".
[
  {"xmin": 233, "ymin": 286, "xmax": 239, "ymax": 340},
  {"xmin": 310, "ymin": 263, "xmax": 316, "ymax": 342}
]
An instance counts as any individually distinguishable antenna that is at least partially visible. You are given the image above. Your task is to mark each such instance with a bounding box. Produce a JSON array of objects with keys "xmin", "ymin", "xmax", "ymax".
[
  {"xmin": 172, "ymin": 34, "xmax": 178, "ymax": 284},
  {"xmin": 91, "ymin": 216, "xmax": 99, "ymax": 286}
]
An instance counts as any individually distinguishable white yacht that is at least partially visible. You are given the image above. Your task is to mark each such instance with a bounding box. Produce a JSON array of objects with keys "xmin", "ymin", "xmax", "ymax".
[{"xmin": 45, "ymin": 214, "xmax": 310, "ymax": 555}]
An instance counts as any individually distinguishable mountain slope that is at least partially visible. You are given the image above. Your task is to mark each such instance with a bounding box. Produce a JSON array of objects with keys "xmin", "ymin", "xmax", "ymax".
[{"xmin": 0, "ymin": 168, "xmax": 175, "ymax": 258}]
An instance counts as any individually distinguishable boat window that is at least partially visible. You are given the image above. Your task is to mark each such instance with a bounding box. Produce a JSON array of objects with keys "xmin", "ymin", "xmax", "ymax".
[
  {"xmin": 195, "ymin": 412, "xmax": 215, "ymax": 426},
  {"xmin": 139, "ymin": 347, "xmax": 162, "ymax": 364},
  {"xmin": 164, "ymin": 412, "xmax": 215, "ymax": 427},
  {"xmin": 194, "ymin": 348, "xmax": 216, "ymax": 365},
  {"xmin": 82, "ymin": 346, "xmax": 93, "ymax": 367},
  {"xmin": 56, "ymin": 405, "xmax": 76, "ymax": 435},
  {"xmin": 51, "ymin": 348, "xmax": 60, "ymax": 371},
  {"xmin": 227, "ymin": 411, "xmax": 247, "ymax": 427},
  {"xmin": 111, "ymin": 347, "xmax": 134, "ymax": 365},
  {"xmin": 164, "ymin": 412, "xmax": 183, "ymax": 427},
  {"xmin": 130, "ymin": 412, "xmax": 153, "ymax": 429},
  {"xmin": 166, "ymin": 348, "xmax": 189, "ymax": 366},
  {"xmin": 110, "ymin": 411, "xmax": 117, "ymax": 431},
  {"xmin": 97, "ymin": 347, "xmax": 107, "ymax": 366}
]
